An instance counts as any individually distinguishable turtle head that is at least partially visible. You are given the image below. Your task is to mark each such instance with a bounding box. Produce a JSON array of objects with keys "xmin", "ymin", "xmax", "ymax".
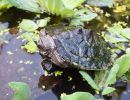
[{"xmin": 38, "ymin": 29, "xmax": 56, "ymax": 51}]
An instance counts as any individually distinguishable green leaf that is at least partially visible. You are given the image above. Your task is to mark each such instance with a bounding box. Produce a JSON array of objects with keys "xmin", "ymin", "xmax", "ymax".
[
  {"xmin": 94, "ymin": 70, "xmax": 107, "ymax": 88},
  {"xmin": 78, "ymin": 13, "xmax": 97, "ymax": 22},
  {"xmin": 8, "ymin": 82, "xmax": 31, "ymax": 100},
  {"xmin": 39, "ymin": 0, "xmax": 63, "ymax": 15},
  {"xmin": 107, "ymin": 23, "xmax": 124, "ymax": 35},
  {"xmin": 126, "ymin": 48, "xmax": 130, "ymax": 54},
  {"xmin": 114, "ymin": 43, "xmax": 126, "ymax": 51},
  {"xmin": 19, "ymin": 19, "xmax": 38, "ymax": 32},
  {"xmin": 0, "ymin": 0, "xmax": 12, "ymax": 15},
  {"xmin": 20, "ymin": 32, "xmax": 39, "ymax": 42},
  {"xmin": 61, "ymin": 8, "xmax": 76, "ymax": 18},
  {"xmin": 120, "ymin": 28, "xmax": 130, "ymax": 39},
  {"xmin": 79, "ymin": 71, "xmax": 100, "ymax": 90},
  {"xmin": 75, "ymin": 9, "xmax": 97, "ymax": 22},
  {"xmin": 104, "ymin": 23, "xmax": 129, "ymax": 43},
  {"xmin": 105, "ymin": 64, "xmax": 119, "ymax": 86},
  {"xmin": 70, "ymin": 8, "xmax": 97, "ymax": 26},
  {"xmin": 86, "ymin": 0, "xmax": 114, "ymax": 7},
  {"xmin": 70, "ymin": 19, "xmax": 84, "ymax": 26},
  {"xmin": 102, "ymin": 87, "xmax": 115, "ymax": 95},
  {"xmin": 125, "ymin": 70, "xmax": 130, "ymax": 82},
  {"xmin": 38, "ymin": 0, "xmax": 63, "ymax": 14},
  {"xmin": 116, "ymin": 54, "xmax": 130, "ymax": 78},
  {"xmin": 104, "ymin": 34, "xmax": 128, "ymax": 43},
  {"xmin": 19, "ymin": 32, "xmax": 39, "ymax": 53},
  {"xmin": 61, "ymin": 92, "xmax": 95, "ymax": 100},
  {"xmin": 36, "ymin": 17, "xmax": 50, "ymax": 28},
  {"xmin": 8, "ymin": 0, "xmax": 42, "ymax": 13},
  {"xmin": 38, "ymin": 0, "xmax": 76, "ymax": 18},
  {"xmin": 21, "ymin": 40, "xmax": 37, "ymax": 53},
  {"xmin": 54, "ymin": 71, "xmax": 63, "ymax": 76},
  {"xmin": 62, "ymin": 0, "xmax": 85, "ymax": 9}
]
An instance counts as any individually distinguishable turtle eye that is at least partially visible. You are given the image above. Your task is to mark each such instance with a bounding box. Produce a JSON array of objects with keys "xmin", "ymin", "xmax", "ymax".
[
  {"xmin": 40, "ymin": 29, "xmax": 46, "ymax": 36},
  {"xmin": 78, "ymin": 29, "xmax": 83, "ymax": 34}
]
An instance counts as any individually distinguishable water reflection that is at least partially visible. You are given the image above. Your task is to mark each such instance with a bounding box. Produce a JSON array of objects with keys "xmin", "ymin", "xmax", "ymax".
[
  {"xmin": 0, "ymin": 32, "xmax": 44, "ymax": 100},
  {"xmin": 38, "ymin": 64, "xmax": 129, "ymax": 100},
  {"xmin": 0, "ymin": 7, "xmax": 36, "ymax": 28},
  {"xmin": 38, "ymin": 65, "xmax": 95, "ymax": 100},
  {"xmin": 0, "ymin": 7, "xmax": 130, "ymax": 100}
]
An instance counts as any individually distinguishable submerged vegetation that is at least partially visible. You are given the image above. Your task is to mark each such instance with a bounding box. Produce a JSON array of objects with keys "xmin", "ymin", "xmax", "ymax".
[{"xmin": 0, "ymin": 0, "xmax": 130, "ymax": 100}]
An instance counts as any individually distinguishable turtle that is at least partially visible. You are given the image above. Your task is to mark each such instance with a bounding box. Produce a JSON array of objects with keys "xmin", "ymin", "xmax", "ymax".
[{"xmin": 37, "ymin": 25, "xmax": 111, "ymax": 70}]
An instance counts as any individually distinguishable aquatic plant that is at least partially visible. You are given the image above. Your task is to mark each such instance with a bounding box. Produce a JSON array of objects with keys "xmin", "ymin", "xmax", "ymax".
[{"xmin": 0, "ymin": 0, "xmax": 129, "ymax": 100}]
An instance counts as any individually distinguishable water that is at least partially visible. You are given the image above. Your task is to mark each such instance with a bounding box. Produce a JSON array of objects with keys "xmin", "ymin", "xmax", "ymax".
[
  {"xmin": 0, "ymin": 8, "xmax": 130, "ymax": 100},
  {"xmin": 0, "ymin": 33, "xmax": 43, "ymax": 100},
  {"xmin": 0, "ymin": 30, "xmax": 93, "ymax": 100}
]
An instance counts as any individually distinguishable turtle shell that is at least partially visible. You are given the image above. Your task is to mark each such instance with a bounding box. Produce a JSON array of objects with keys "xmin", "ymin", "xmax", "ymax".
[{"xmin": 38, "ymin": 26, "xmax": 111, "ymax": 70}]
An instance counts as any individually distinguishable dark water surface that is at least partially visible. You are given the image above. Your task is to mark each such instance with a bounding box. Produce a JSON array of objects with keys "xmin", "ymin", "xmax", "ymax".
[
  {"xmin": 0, "ymin": 30, "xmax": 94, "ymax": 100},
  {"xmin": 0, "ymin": 33, "xmax": 51, "ymax": 100},
  {"xmin": 0, "ymin": 8, "xmax": 130, "ymax": 100},
  {"xmin": 0, "ymin": 29, "xmax": 130, "ymax": 100}
]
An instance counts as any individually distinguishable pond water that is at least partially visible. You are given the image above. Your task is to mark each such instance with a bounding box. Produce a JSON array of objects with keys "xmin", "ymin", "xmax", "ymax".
[
  {"xmin": 0, "ymin": 30, "xmax": 94, "ymax": 100},
  {"xmin": 0, "ymin": 8, "xmax": 130, "ymax": 100},
  {"xmin": 0, "ymin": 32, "xmax": 44, "ymax": 100}
]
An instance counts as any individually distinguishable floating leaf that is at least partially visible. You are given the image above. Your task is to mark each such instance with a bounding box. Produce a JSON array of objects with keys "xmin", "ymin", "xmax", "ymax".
[
  {"xmin": 61, "ymin": 92, "xmax": 95, "ymax": 100},
  {"xmin": 70, "ymin": 19, "xmax": 84, "ymax": 26},
  {"xmin": 94, "ymin": 70, "xmax": 107, "ymax": 88},
  {"xmin": 126, "ymin": 48, "xmax": 130, "ymax": 54},
  {"xmin": 70, "ymin": 8, "xmax": 97, "ymax": 26},
  {"xmin": 8, "ymin": 82, "xmax": 31, "ymax": 100},
  {"xmin": 39, "ymin": 0, "xmax": 63, "ymax": 15},
  {"xmin": 104, "ymin": 34, "xmax": 128, "ymax": 43},
  {"xmin": 114, "ymin": 43, "xmax": 126, "ymax": 51},
  {"xmin": 36, "ymin": 17, "xmax": 50, "ymax": 28},
  {"xmin": 77, "ymin": 12, "xmax": 97, "ymax": 22},
  {"xmin": 125, "ymin": 70, "xmax": 130, "ymax": 82},
  {"xmin": 60, "ymin": 8, "xmax": 76, "ymax": 18},
  {"xmin": 21, "ymin": 40, "xmax": 37, "ymax": 53},
  {"xmin": 76, "ymin": 8, "xmax": 97, "ymax": 21},
  {"xmin": 8, "ymin": 0, "xmax": 42, "ymax": 13},
  {"xmin": 125, "ymin": 0, "xmax": 130, "ymax": 9},
  {"xmin": 19, "ymin": 32, "xmax": 39, "ymax": 53},
  {"xmin": 116, "ymin": 54, "xmax": 130, "ymax": 78},
  {"xmin": 79, "ymin": 71, "xmax": 100, "ymax": 90},
  {"xmin": 62, "ymin": 0, "xmax": 85, "ymax": 9},
  {"xmin": 19, "ymin": 19, "xmax": 38, "ymax": 32},
  {"xmin": 120, "ymin": 28, "xmax": 130, "ymax": 40},
  {"xmin": 104, "ymin": 23, "xmax": 129, "ymax": 43},
  {"xmin": 38, "ymin": 0, "xmax": 76, "ymax": 17},
  {"xmin": 107, "ymin": 22, "xmax": 124, "ymax": 35},
  {"xmin": 114, "ymin": 5, "xmax": 126, "ymax": 13},
  {"xmin": 0, "ymin": 0, "xmax": 12, "ymax": 15},
  {"xmin": 102, "ymin": 87, "xmax": 115, "ymax": 95},
  {"xmin": 54, "ymin": 71, "xmax": 63, "ymax": 76},
  {"xmin": 105, "ymin": 64, "xmax": 119, "ymax": 86},
  {"xmin": 0, "ymin": 0, "xmax": 11, "ymax": 9}
]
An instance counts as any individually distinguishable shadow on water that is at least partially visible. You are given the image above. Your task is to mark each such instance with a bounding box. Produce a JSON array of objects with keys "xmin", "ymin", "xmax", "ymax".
[
  {"xmin": 38, "ymin": 66, "xmax": 95, "ymax": 100},
  {"xmin": 38, "ymin": 65, "xmax": 129, "ymax": 100},
  {"xmin": 0, "ymin": 8, "xmax": 36, "ymax": 28},
  {"xmin": 0, "ymin": 8, "xmax": 130, "ymax": 100}
]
